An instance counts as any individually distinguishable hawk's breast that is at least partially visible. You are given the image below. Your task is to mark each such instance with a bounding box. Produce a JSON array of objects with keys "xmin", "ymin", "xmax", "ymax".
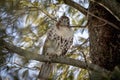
[{"xmin": 43, "ymin": 26, "xmax": 73, "ymax": 56}]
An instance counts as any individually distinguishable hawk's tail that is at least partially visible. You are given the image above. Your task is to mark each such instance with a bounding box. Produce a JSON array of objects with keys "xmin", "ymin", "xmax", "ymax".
[{"xmin": 38, "ymin": 63, "xmax": 53, "ymax": 80}]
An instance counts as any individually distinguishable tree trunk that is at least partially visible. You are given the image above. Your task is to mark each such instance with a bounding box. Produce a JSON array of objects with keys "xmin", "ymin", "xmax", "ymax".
[{"xmin": 88, "ymin": 2, "xmax": 120, "ymax": 79}]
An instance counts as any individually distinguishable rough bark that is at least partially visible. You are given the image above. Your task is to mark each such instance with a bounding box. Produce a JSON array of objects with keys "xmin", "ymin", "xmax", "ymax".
[
  {"xmin": 88, "ymin": 1, "xmax": 120, "ymax": 71},
  {"xmin": 93, "ymin": 0, "xmax": 120, "ymax": 21}
]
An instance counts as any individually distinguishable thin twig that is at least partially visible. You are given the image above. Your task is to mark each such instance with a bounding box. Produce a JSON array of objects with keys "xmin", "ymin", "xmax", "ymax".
[{"xmin": 27, "ymin": 7, "xmax": 57, "ymax": 22}]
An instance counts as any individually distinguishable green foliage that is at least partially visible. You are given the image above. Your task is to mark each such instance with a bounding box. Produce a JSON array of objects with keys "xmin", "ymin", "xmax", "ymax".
[
  {"xmin": 110, "ymin": 66, "xmax": 120, "ymax": 80},
  {"xmin": 90, "ymin": 71, "xmax": 110, "ymax": 80},
  {"xmin": 90, "ymin": 66, "xmax": 120, "ymax": 80}
]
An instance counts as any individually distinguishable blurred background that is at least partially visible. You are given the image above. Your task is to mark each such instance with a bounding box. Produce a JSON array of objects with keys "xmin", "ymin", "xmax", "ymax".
[{"xmin": 0, "ymin": 0, "xmax": 89, "ymax": 80}]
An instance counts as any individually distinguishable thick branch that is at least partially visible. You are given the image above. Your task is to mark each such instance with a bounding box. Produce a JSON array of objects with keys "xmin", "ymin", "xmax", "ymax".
[
  {"xmin": 92, "ymin": 0, "xmax": 120, "ymax": 21},
  {"xmin": 1, "ymin": 39, "xmax": 110, "ymax": 75},
  {"xmin": 63, "ymin": 0, "xmax": 87, "ymax": 15},
  {"xmin": 66, "ymin": 0, "xmax": 120, "ymax": 21},
  {"xmin": 63, "ymin": 0, "xmax": 120, "ymax": 30}
]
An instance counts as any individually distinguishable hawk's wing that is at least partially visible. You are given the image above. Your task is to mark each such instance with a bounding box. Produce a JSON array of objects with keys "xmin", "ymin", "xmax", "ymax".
[{"xmin": 42, "ymin": 27, "xmax": 59, "ymax": 56}]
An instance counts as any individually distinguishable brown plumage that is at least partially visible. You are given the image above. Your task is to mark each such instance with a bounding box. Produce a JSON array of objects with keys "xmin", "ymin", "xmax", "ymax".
[{"xmin": 38, "ymin": 16, "xmax": 73, "ymax": 80}]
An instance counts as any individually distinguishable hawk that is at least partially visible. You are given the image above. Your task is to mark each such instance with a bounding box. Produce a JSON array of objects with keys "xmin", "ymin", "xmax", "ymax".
[{"xmin": 38, "ymin": 16, "xmax": 74, "ymax": 80}]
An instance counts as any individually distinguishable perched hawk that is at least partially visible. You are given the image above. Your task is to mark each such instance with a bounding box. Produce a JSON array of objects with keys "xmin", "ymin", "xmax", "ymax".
[{"xmin": 38, "ymin": 16, "xmax": 74, "ymax": 80}]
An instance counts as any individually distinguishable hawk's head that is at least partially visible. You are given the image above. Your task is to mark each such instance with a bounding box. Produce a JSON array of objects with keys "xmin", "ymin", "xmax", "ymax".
[{"xmin": 56, "ymin": 16, "xmax": 70, "ymax": 28}]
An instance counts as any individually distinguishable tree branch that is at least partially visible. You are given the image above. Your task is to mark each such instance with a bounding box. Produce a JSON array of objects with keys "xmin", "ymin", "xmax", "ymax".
[
  {"xmin": 1, "ymin": 39, "xmax": 110, "ymax": 75},
  {"xmin": 92, "ymin": 0, "xmax": 120, "ymax": 21},
  {"xmin": 63, "ymin": 0, "xmax": 120, "ymax": 30},
  {"xmin": 63, "ymin": 0, "xmax": 87, "ymax": 15}
]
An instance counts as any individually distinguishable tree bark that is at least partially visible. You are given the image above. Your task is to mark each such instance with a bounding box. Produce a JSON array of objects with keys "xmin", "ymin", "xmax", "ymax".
[
  {"xmin": 93, "ymin": 0, "xmax": 120, "ymax": 21},
  {"xmin": 1, "ymin": 39, "xmax": 109, "ymax": 74},
  {"xmin": 88, "ymin": 1, "xmax": 120, "ymax": 72}
]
